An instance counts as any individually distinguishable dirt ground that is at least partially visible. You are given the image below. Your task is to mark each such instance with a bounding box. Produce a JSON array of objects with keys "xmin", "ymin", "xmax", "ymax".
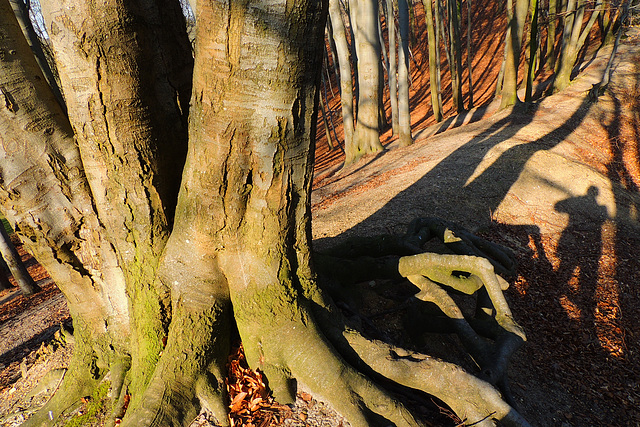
[{"xmin": 1, "ymin": 12, "xmax": 639, "ymax": 427}]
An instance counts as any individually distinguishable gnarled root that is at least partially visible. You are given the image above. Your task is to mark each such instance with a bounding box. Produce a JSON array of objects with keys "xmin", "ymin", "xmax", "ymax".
[
  {"xmin": 313, "ymin": 217, "xmax": 528, "ymax": 423},
  {"xmin": 344, "ymin": 331, "xmax": 530, "ymax": 427},
  {"xmin": 231, "ymin": 298, "xmax": 420, "ymax": 427}
]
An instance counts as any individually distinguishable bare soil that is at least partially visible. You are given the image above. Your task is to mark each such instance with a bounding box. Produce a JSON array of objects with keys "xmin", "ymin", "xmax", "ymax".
[{"xmin": 1, "ymin": 17, "xmax": 639, "ymax": 427}]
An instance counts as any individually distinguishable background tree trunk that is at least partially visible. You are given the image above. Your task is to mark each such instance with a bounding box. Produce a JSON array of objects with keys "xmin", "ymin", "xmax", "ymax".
[
  {"xmin": 500, "ymin": 0, "xmax": 530, "ymax": 108},
  {"xmin": 448, "ymin": 0, "xmax": 464, "ymax": 112},
  {"xmin": 525, "ymin": 0, "xmax": 539, "ymax": 101},
  {"xmin": 552, "ymin": 0, "xmax": 602, "ymax": 92},
  {"xmin": 397, "ymin": 0, "xmax": 414, "ymax": 145},
  {"xmin": 0, "ymin": 225, "xmax": 39, "ymax": 295},
  {"xmin": 422, "ymin": 0, "xmax": 443, "ymax": 121},
  {"xmin": 387, "ymin": 0, "xmax": 400, "ymax": 134},
  {"xmin": 8, "ymin": 0, "xmax": 64, "ymax": 109},
  {"xmin": 466, "ymin": 0, "xmax": 474, "ymax": 109},
  {"xmin": 329, "ymin": 0, "xmax": 356, "ymax": 151},
  {"xmin": 0, "ymin": 254, "xmax": 13, "ymax": 290},
  {"xmin": 546, "ymin": 0, "xmax": 558, "ymax": 70},
  {"xmin": 347, "ymin": 0, "xmax": 385, "ymax": 164}
]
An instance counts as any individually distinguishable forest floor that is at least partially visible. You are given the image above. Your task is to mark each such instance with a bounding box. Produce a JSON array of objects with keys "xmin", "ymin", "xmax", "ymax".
[{"xmin": 1, "ymin": 14, "xmax": 639, "ymax": 427}]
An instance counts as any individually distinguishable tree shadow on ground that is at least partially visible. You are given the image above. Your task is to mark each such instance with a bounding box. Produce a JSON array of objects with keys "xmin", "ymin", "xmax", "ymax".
[{"xmin": 316, "ymin": 88, "xmax": 640, "ymax": 424}]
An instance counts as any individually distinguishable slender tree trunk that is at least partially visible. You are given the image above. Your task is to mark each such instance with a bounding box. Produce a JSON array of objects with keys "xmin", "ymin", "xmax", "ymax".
[
  {"xmin": 329, "ymin": 0, "xmax": 355, "ymax": 151},
  {"xmin": 320, "ymin": 78, "xmax": 335, "ymax": 150},
  {"xmin": 347, "ymin": 0, "xmax": 360, "ymax": 115},
  {"xmin": 326, "ymin": 19, "xmax": 341, "ymax": 87},
  {"xmin": 397, "ymin": 0, "xmax": 413, "ymax": 146},
  {"xmin": 347, "ymin": 0, "xmax": 385, "ymax": 164},
  {"xmin": 377, "ymin": 6, "xmax": 389, "ymax": 131},
  {"xmin": 8, "ymin": 0, "xmax": 65, "ymax": 110},
  {"xmin": 387, "ymin": 0, "xmax": 400, "ymax": 134},
  {"xmin": 0, "ymin": 225, "xmax": 40, "ymax": 295},
  {"xmin": 553, "ymin": 0, "xmax": 602, "ymax": 92},
  {"xmin": 500, "ymin": 0, "xmax": 530, "ymax": 109},
  {"xmin": 422, "ymin": 0, "xmax": 443, "ymax": 122},
  {"xmin": 448, "ymin": 0, "xmax": 464, "ymax": 112},
  {"xmin": 525, "ymin": 0, "xmax": 539, "ymax": 101},
  {"xmin": 466, "ymin": 0, "xmax": 474, "ymax": 109},
  {"xmin": 546, "ymin": 0, "xmax": 558, "ymax": 70}
]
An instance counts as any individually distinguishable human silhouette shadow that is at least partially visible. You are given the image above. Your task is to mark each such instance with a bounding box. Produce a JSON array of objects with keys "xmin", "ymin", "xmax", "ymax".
[{"xmin": 554, "ymin": 186, "xmax": 608, "ymax": 319}]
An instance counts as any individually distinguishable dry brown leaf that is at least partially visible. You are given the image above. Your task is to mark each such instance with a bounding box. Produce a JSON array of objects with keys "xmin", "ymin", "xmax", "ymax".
[{"xmin": 229, "ymin": 391, "xmax": 248, "ymax": 412}]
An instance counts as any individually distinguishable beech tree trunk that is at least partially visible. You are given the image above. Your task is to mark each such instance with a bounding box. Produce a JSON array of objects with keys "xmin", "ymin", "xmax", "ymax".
[
  {"xmin": 0, "ymin": 0, "xmax": 532, "ymax": 426},
  {"xmin": 500, "ymin": 0, "xmax": 530, "ymax": 108},
  {"xmin": 347, "ymin": 0, "xmax": 385, "ymax": 164},
  {"xmin": 328, "ymin": 0, "xmax": 355, "ymax": 151},
  {"xmin": 422, "ymin": 0, "xmax": 444, "ymax": 122},
  {"xmin": 397, "ymin": 0, "xmax": 414, "ymax": 146},
  {"xmin": 387, "ymin": 0, "xmax": 400, "ymax": 134},
  {"xmin": 552, "ymin": 0, "xmax": 602, "ymax": 92}
]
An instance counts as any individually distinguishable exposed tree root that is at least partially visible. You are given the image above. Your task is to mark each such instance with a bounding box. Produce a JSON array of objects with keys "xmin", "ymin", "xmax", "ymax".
[
  {"xmin": 121, "ymin": 305, "xmax": 231, "ymax": 427},
  {"xmin": 344, "ymin": 331, "xmax": 530, "ymax": 426},
  {"xmin": 232, "ymin": 305, "xmax": 421, "ymax": 427},
  {"xmin": 313, "ymin": 217, "xmax": 528, "ymax": 424}
]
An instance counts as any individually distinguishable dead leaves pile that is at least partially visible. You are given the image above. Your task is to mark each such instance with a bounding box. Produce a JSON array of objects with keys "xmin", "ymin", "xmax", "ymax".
[{"xmin": 225, "ymin": 344, "xmax": 290, "ymax": 427}]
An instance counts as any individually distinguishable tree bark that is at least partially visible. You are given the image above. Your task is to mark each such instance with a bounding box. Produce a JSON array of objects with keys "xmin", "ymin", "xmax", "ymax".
[
  {"xmin": 347, "ymin": 0, "xmax": 385, "ymax": 164},
  {"xmin": 448, "ymin": 0, "xmax": 464, "ymax": 112},
  {"xmin": 397, "ymin": 0, "xmax": 413, "ymax": 146},
  {"xmin": 552, "ymin": 0, "xmax": 602, "ymax": 92},
  {"xmin": 466, "ymin": 0, "xmax": 474, "ymax": 109},
  {"xmin": 0, "ymin": 253, "xmax": 13, "ymax": 290},
  {"xmin": 546, "ymin": 0, "xmax": 558, "ymax": 71},
  {"xmin": 0, "ymin": 223, "xmax": 40, "ymax": 295},
  {"xmin": 1, "ymin": 0, "xmax": 532, "ymax": 425},
  {"xmin": 387, "ymin": 0, "xmax": 400, "ymax": 134},
  {"xmin": 329, "ymin": 0, "xmax": 356, "ymax": 152},
  {"xmin": 525, "ymin": 0, "xmax": 539, "ymax": 101},
  {"xmin": 500, "ymin": 0, "xmax": 530, "ymax": 109}
]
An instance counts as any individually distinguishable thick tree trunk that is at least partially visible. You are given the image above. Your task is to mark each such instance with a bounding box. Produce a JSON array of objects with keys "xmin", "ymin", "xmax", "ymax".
[
  {"xmin": 0, "ymin": 1, "xmax": 134, "ymax": 421},
  {"xmin": 1, "ymin": 0, "xmax": 532, "ymax": 425},
  {"xmin": 347, "ymin": 0, "xmax": 385, "ymax": 164},
  {"xmin": 40, "ymin": 0, "xmax": 194, "ymax": 398}
]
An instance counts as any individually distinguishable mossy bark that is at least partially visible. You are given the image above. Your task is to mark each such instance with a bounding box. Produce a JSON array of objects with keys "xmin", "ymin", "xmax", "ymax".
[{"xmin": 2, "ymin": 0, "xmax": 531, "ymax": 425}]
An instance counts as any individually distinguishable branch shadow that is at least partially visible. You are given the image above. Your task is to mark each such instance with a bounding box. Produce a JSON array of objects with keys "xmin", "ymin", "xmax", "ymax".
[{"xmin": 314, "ymin": 79, "xmax": 640, "ymax": 423}]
